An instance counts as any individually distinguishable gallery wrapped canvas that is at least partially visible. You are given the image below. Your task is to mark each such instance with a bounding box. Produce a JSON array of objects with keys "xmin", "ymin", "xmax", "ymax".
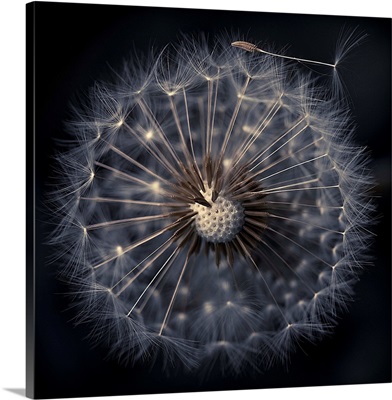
[{"xmin": 26, "ymin": 2, "xmax": 391, "ymax": 399}]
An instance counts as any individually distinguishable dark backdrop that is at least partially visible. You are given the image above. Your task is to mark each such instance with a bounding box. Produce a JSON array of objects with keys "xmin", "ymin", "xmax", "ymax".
[{"xmin": 27, "ymin": 2, "xmax": 391, "ymax": 398}]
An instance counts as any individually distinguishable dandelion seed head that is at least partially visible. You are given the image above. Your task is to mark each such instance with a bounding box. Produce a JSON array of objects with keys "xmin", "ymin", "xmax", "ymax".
[
  {"xmin": 50, "ymin": 32, "xmax": 374, "ymax": 374},
  {"xmin": 190, "ymin": 186, "xmax": 245, "ymax": 243}
]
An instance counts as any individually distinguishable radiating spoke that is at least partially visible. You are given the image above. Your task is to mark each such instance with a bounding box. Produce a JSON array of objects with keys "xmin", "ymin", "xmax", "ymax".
[
  {"xmin": 216, "ymin": 76, "xmax": 251, "ymax": 173},
  {"xmin": 137, "ymin": 99, "xmax": 184, "ymax": 170},
  {"xmin": 251, "ymin": 124, "xmax": 310, "ymax": 172},
  {"xmin": 92, "ymin": 212, "xmax": 195, "ymax": 269},
  {"xmin": 238, "ymin": 242, "xmax": 290, "ymax": 325},
  {"xmin": 262, "ymin": 178, "xmax": 320, "ymax": 194},
  {"xmin": 114, "ymin": 238, "xmax": 174, "ymax": 296},
  {"xmin": 257, "ymin": 238, "xmax": 317, "ymax": 294},
  {"xmin": 168, "ymin": 95, "xmax": 195, "ymax": 167},
  {"xmin": 267, "ymin": 226, "xmax": 335, "ymax": 268},
  {"xmin": 126, "ymin": 247, "xmax": 180, "ymax": 317},
  {"xmin": 268, "ymin": 213, "xmax": 343, "ymax": 235},
  {"xmin": 123, "ymin": 121, "xmax": 182, "ymax": 180},
  {"xmin": 85, "ymin": 213, "xmax": 172, "ymax": 231},
  {"xmin": 265, "ymin": 200, "xmax": 343, "ymax": 211},
  {"xmin": 232, "ymin": 97, "xmax": 283, "ymax": 167},
  {"xmin": 80, "ymin": 196, "xmax": 186, "ymax": 207},
  {"xmin": 159, "ymin": 255, "xmax": 191, "ymax": 335},
  {"xmin": 258, "ymin": 154, "xmax": 328, "ymax": 184},
  {"xmin": 94, "ymin": 161, "xmax": 153, "ymax": 188},
  {"xmin": 262, "ymin": 184, "xmax": 339, "ymax": 195},
  {"xmin": 106, "ymin": 141, "xmax": 173, "ymax": 185},
  {"xmin": 182, "ymin": 88, "xmax": 202, "ymax": 177},
  {"xmin": 245, "ymin": 137, "xmax": 323, "ymax": 182}
]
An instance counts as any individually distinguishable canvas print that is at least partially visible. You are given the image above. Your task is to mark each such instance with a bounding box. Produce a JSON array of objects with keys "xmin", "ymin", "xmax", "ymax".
[{"xmin": 26, "ymin": 2, "xmax": 391, "ymax": 399}]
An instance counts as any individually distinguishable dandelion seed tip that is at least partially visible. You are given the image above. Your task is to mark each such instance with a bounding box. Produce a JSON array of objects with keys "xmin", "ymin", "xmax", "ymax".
[{"xmin": 231, "ymin": 41, "xmax": 258, "ymax": 53}]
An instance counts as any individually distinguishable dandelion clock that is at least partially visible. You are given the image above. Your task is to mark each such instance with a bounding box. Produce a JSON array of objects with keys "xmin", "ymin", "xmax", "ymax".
[{"xmin": 26, "ymin": 2, "xmax": 391, "ymax": 398}]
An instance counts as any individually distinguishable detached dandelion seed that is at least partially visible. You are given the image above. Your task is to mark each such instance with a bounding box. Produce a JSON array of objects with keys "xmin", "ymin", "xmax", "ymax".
[{"xmin": 51, "ymin": 33, "xmax": 373, "ymax": 373}]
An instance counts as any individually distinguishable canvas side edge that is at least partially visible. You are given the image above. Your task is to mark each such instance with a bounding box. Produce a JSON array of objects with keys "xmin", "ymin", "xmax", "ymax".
[{"xmin": 26, "ymin": 2, "xmax": 36, "ymax": 399}]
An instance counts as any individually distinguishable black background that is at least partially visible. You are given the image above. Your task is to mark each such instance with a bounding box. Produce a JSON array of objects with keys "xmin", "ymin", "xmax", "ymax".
[{"xmin": 28, "ymin": 2, "xmax": 391, "ymax": 398}]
